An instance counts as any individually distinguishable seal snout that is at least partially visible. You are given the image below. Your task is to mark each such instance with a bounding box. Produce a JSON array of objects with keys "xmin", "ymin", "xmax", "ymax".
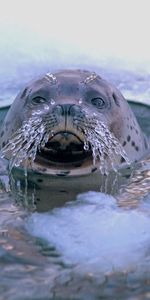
[
  {"xmin": 49, "ymin": 103, "xmax": 86, "ymax": 140},
  {"xmin": 39, "ymin": 102, "xmax": 89, "ymax": 165},
  {"xmin": 52, "ymin": 103, "xmax": 84, "ymax": 117}
]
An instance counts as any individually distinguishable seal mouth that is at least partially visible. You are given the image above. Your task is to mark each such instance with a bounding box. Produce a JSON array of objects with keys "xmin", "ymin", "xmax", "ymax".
[{"xmin": 37, "ymin": 131, "xmax": 92, "ymax": 165}]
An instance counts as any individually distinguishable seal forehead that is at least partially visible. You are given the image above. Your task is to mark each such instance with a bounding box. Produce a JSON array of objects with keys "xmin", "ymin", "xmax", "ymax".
[
  {"xmin": 52, "ymin": 70, "xmax": 101, "ymax": 98},
  {"xmin": 28, "ymin": 70, "xmax": 104, "ymax": 99},
  {"xmin": 54, "ymin": 70, "xmax": 110, "ymax": 92},
  {"xmin": 54, "ymin": 69, "xmax": 93, "ymax": 79},
  {"xmin": 52, "ymin": 69, "xmax": 99, "ymax": 84},
  {"xmin": 28, "ymin": 71, "xmax": 83, "ymax": 96}
]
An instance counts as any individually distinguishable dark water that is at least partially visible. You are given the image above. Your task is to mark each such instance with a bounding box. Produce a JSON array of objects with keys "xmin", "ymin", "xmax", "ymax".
[{"xmin": 0, "ymin": 102, "xmax": 150, "ymax": 300}]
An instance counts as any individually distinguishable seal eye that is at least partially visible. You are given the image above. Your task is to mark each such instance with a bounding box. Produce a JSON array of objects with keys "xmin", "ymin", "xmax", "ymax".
[
  {"xmin": 32, "ymin": 96, "xmax": 47, "ymax": 104},
  {"xmin": 91, "ymin": 97, "xmax": 105, "ymax": 109}
]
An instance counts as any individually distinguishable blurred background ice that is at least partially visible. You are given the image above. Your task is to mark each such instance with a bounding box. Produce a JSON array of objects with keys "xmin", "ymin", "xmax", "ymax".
[{"xmin": 0, "ymin": 0, "xmax": 150, "ymax": 106}]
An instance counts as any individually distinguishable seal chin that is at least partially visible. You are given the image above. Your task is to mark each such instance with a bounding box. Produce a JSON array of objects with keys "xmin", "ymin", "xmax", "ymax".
[{"xmin": 34, "ymin": 131, "xmax": 94, "ymax": 176}]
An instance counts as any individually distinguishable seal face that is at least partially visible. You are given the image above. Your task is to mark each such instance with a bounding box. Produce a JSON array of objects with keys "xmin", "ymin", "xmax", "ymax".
[{"xmin": 0, "ymin": 70, "xmax": 149, "ymax": 176}]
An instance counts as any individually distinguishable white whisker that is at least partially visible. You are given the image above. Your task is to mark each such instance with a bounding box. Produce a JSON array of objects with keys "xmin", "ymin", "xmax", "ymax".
[
  {"xmin": 1, "ymin": 111, "xmax": 130, "ymax": 175},
  {"xmin": 81, "ymin": 113, "xmax": 130, "ymax": 175}
]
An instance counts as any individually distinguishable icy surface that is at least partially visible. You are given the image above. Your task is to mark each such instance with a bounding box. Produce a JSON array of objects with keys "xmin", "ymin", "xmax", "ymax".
[{"xmin": 26, "ymin": 191, "xmax": 150, "ymax": 274}]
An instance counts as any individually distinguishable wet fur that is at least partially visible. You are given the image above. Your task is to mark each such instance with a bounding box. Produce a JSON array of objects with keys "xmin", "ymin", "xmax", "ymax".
[{"xmin": 0, "ymin": 69, "xmax": 148, "ymax": 176}]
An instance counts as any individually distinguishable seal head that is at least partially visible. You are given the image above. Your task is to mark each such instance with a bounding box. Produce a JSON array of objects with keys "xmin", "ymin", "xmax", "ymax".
[{"xmin": 0, "ymin": 70, "xmax": 149, "ymax": 176}]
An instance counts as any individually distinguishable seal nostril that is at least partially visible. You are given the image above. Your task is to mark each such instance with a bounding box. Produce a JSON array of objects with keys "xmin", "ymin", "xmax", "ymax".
[
  {"xmin": 69, "ymin": 104, "xmax": 82, "ymax": 116},
  {"xmin": 53, "ymin": 104, "xmax": 83, "ymax": 117},
  {"xmin": 53, "ymin": 105, "xmax": 63, "ymax": 115}
]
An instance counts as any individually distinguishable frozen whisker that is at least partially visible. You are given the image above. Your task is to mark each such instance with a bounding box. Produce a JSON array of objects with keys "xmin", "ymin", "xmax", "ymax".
[
  {"xmin": 80, "ymin": 113, "xmax": 130, "ymax": 175},
  {"xmin": 1, "ymin": 110, "xmax": 130, "ymax": 175},
  {"xmin": 1, "ymin": 115, "xmax": 55, "ymax": 172}
]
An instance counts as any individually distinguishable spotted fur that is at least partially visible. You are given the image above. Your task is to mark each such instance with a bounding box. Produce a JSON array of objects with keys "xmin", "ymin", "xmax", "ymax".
[{"xmin": 0, "ymin": 69, "xmax": 149, "ymax": 176}]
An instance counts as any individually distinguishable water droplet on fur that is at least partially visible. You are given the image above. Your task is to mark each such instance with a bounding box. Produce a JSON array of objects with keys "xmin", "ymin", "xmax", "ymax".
[
  {"xmin": 31, "ymin": 110, "xmax": 42, "ymax": 116},
  {"xmin": 79, "ymin": 98, "xmax": 82, "ymax": 105},
  {"xmin": 93, "ymin": 113, "xmax": 97, "ymax": 117},
  {"xmin": 44, "ymin": 104, "xmax": 49, "ymax": 110},
  {"xmin": 51, "ymin": 130, "xmax": 54, "ymax": 137},
  {"xmin": 84, "ymin": 141, "xmax": 89, "ymax": 151},
  {"xmin": 50, "ymin": 99, "xmax": 55, "ymax": 105},
  {"xmin": 10, "ymin": 143, "xmax": 16, "ymax": 150}
]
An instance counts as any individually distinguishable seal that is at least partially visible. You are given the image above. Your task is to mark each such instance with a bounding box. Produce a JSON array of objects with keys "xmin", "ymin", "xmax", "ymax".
[{"xmin": 0, "ymin": 69, "xmax": 149, "ymax": 176}]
